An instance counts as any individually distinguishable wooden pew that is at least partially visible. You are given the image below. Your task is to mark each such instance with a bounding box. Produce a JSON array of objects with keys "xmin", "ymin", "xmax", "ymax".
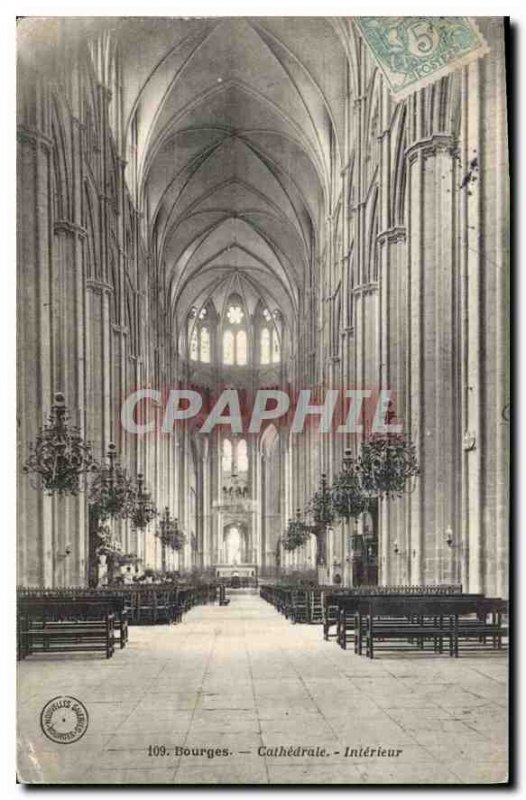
[
  {"xmin": 332, "ymin": 587, "xmax": 465, "ymax": 650},
  {"xmin": 18, "ymin": 599, "xmax": 115, "ymax": 660},
  {"xmin": 18, "ymin": 590, "xmax": 128, "ymax": 649},
  {"xmin": 355, "ymin": 595, "xmax": 507, "ymax": 659}
]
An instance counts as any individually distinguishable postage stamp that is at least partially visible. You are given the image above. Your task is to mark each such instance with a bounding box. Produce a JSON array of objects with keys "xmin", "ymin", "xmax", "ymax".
[{"xmin": 354, "ymin": 17, "xmax": 490, "ymax": 100}]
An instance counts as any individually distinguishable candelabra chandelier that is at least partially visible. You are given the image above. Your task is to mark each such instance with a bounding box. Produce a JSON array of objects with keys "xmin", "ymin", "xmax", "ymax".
[
  {"xmin": 358, "ymin": 433, "xmax": 419, "ymax": 499},
  {"xmin": 331, "ymin": 448, "xmax": 369, "ymax": 521},
  {"xmin": 307, "ymin": 473, "xmax": 336, "ymax": 530},
  {"xmin": 23, "ymin": 393, "xmax": 94, "ymax": 495},
  {"xmin": 170, "ymin": 518, "xmax": 186, "ymax": 551},
  {"xmin": 156, "ymin": 507, "xmax": 186, "ymax": 551},
  {"xmin": 89, "ymin": 443, "xmax": 136, "ymax": 521},
  {"xmin": 130, "ymin": 473, "xmax": 158, "ymax": 530},
  {"xmin": 282, "ymin": 508, "xmax": 311, "ymax": 551}
]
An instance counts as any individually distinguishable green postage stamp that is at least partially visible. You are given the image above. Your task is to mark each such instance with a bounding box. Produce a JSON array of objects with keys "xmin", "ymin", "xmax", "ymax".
[{"xmin": 354, "ymin": 17, "xmax": 490, "ymax": 99}]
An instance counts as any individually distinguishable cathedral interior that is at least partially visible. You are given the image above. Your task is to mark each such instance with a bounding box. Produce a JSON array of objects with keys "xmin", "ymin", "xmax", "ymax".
[
  {"xmin": 18, "ymin": 17, "xmax": 509, "ymax": 595},
  {"xmin": 16, "ymin": 17, "xmax": 509, "ymax": 785}
]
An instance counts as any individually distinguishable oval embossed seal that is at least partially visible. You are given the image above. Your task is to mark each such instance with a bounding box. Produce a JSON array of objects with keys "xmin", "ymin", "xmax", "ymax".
[{"xmin": 40, "ymin": 696, "xmax": 89, "ymax": 744}]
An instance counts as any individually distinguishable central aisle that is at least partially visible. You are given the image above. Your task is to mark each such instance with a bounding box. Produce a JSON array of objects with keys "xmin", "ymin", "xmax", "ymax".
[{"xmin": 18, "ymin": 592, "xmax": 507, "ymax": 784}]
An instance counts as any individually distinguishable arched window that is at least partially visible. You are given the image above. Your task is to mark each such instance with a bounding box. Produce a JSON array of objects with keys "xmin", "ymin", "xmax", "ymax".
[
  {"xmin": 222, "ymin": 298, "xmax": 248, "ymax": 365},
  {"xmin": 190, "ymin": 329, "xmax": 199, "ymax": 360},
  {"xmin": 258, "ymin": 307, "xmax": 281, "ymax": 365},
  {"xmin": 260, "ymin": 328, "xmax": 271, "ymax": 364},
  {"xmin": 237, "ymin": 439, "xmax": 248, "ymax": 473},
  {"xmin": 200, "ymin": 327, "xmax": 210, "ymax": 363},
  {"xmin": 236, "ymin": 330, "xmax": 247, "ymax": 365},
  {"xmin": 272, "ymin": 329, "xmax": 280, "ymax": 363},
  {"xmin": 188, "ymin": 305, "xmax": 214, "ymax": 363},
  {"xmin": 222, "ymin": 439, "xmax": 232, "ymax": 474},
  {"xmin": 223, "ymin": 330, "xmax": 235, "ymax": 364}
]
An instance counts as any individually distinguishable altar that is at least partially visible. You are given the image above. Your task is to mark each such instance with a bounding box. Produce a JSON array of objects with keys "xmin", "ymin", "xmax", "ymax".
[{"xmin": 215, "ymin": 564, "xmax": 257, "ymax": 580}]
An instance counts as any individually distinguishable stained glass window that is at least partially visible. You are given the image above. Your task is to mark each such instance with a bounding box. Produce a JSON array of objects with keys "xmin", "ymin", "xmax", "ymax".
[
  {"xmin": 223, "ymin": 330, "xmax": 235, "ymax": 364},
  {"xmin": 200, "ymin": 327, "xmax": 210, "ymax": 363},
  {"xmin": 236, "ymin": 330, "xmax": 247, "ymax": 365},
  {"xmin": 222, "ymin": 439, "xmax": 232, "ymax": 474},
  {"xmin": 272, "ymin": 329, "xmax": 280, "ymax": 363},
  {"xmin": 237, "ymin": 439, "xmax": 248, "ymax": 473},
  {"xmin": 261, "ymin": 327, "xmax": 271, "ymax": 364},
  {"xmin": 190, "ymin": 329, "xmax": 198, "ymax": 360},
  {"xmin": 226, "ymin": 305, "xmax": 244, "ymax": 325}
]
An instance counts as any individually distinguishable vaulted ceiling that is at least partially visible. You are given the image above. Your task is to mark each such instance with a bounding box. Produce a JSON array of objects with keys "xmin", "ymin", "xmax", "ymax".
[{"xmin": 114, "ymin": 18, "xmax": 349, "ymax": 329}]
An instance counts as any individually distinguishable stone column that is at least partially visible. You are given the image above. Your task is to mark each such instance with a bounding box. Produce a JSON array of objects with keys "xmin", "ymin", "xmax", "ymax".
[
  {"xmin": 377, "ymin": 226, "xmax": 408, "ymax": 585},
  {"xmin": 52, "ymin": 219, "xmax": 88, "ymax": 586},
  {"xmin": 17, "ymin": 118, "xmax": 54, "ymax": 586},
  {"xmin": 459, "ymin": 19, "xmax": 510, "ymax": 596},
  {"xmin": 406, "ymin": 125, "xmax": 461, "ymax": 588}
]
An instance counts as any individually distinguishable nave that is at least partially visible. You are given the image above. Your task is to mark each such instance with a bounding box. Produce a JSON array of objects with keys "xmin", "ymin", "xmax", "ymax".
[
  {"xmin": 18, "ymin": 591, "xmax": 507, "ymax": 785},
  {"xmin": 16, "ymin": 16, "xmax": 510, "ymax": 786}
]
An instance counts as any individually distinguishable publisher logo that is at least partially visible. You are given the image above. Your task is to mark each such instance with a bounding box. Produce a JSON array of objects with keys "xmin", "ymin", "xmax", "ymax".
[{"xmin": 40, "ymin": 696, "xmax": 89, "ymax": 744}]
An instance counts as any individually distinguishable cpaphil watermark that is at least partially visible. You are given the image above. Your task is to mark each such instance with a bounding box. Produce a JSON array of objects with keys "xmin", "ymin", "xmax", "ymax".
[
  {"xmin": 40, "ymin": 696, "xmax": 89, "ymax": 744},
  {"xmin": 119, "ymin": 385, "xmax": 404, "ymax": 438}
]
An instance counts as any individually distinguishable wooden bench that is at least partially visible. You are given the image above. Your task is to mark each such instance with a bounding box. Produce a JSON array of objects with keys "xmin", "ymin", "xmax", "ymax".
[
  {"xmin": 455, "ymin": 597, "xmax": 508, "ymax": 655},
  {"xmin": 18, "ymin": 591, "xmax": 128, "ymax": 649},
  {"xmin": 355, "ymin": 596, "xmax": 507, "ymax": 659},
  {"xmin": 18, "ymin": 599, "xmax": 115, "ymax": 660},
  {"xmin": 332, "ymin": 587, "xmax": 465, "ymax": 650}
]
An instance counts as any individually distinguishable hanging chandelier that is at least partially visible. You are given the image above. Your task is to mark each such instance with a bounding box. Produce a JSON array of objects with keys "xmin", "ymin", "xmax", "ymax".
[
  {"xmin": 282, "ymin": 508, "xmax": 311, "ymax": 551},
  {"xmin": 23, "ymin": 392, "xmax": 93, "ymax": 495},
  {"xmin": 170, "ymin": 517, "xmax": 186, "ymax": 551},
  {"xmin": 130, "ymin": 473, "xmax": 158, "ymax": 530},
  {"xmin": 89, "ymin": 443, "xmax": 136, "ymax": 521},
  {"xmin": 331, "ymin": 448, "xmax": 369, "ymax": 521},
  {"xmin": 307, "ymin": 473, "xmax": 336, "ymax": 530},
  {"xmin": 156, "ymin": 508, "xmax": 186, "ymax": 551},
  {"xmin": 357, "ymin": 433, "xmax": 419, "ymax": 499}
]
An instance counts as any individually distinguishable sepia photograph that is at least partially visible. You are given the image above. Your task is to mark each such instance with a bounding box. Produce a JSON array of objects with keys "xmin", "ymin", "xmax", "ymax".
[{"xmin": 15, "ymin": 13, "xmax": 510, "ymax": 785}]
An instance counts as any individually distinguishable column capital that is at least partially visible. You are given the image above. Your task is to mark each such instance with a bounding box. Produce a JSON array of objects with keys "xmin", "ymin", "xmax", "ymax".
[
  {"xmin": 86, "ymin": 278, "xmax": 114, "ymax": 295},
  {"xmin": 352, "ymin": 281, "xmax": 378, "ymax": 297},
  {"xmin": 405, "ymin": 133, "xmax": 455, "ymax": 164},
  {"xmin": 17, "ymin": 124, "xmax": 53, "ymax": 152},
  {"xmin": 377, "ymin": 226, "xmax": 407, "ymax": 245},
  {"xmin": 53, "ymin": 219, "xmax": 88, "ymax": 239}
]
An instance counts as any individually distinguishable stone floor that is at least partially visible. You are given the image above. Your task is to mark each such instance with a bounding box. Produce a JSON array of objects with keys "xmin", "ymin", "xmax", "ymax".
[{"xmin": 17, "ymin": 591, "xmax": 508, "ymax": 785}]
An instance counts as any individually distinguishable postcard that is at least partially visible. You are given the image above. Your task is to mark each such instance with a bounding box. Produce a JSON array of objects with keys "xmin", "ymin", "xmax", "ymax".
[{"xmin": 17, "ymin": 16, "xmax": 509, "ymax": 785}]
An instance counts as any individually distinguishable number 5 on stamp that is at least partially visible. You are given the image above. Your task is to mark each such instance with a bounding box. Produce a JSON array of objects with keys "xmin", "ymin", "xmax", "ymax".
[{"xmin": 354, "ymin": 17, "xmax": 490, "ymax": 100}]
